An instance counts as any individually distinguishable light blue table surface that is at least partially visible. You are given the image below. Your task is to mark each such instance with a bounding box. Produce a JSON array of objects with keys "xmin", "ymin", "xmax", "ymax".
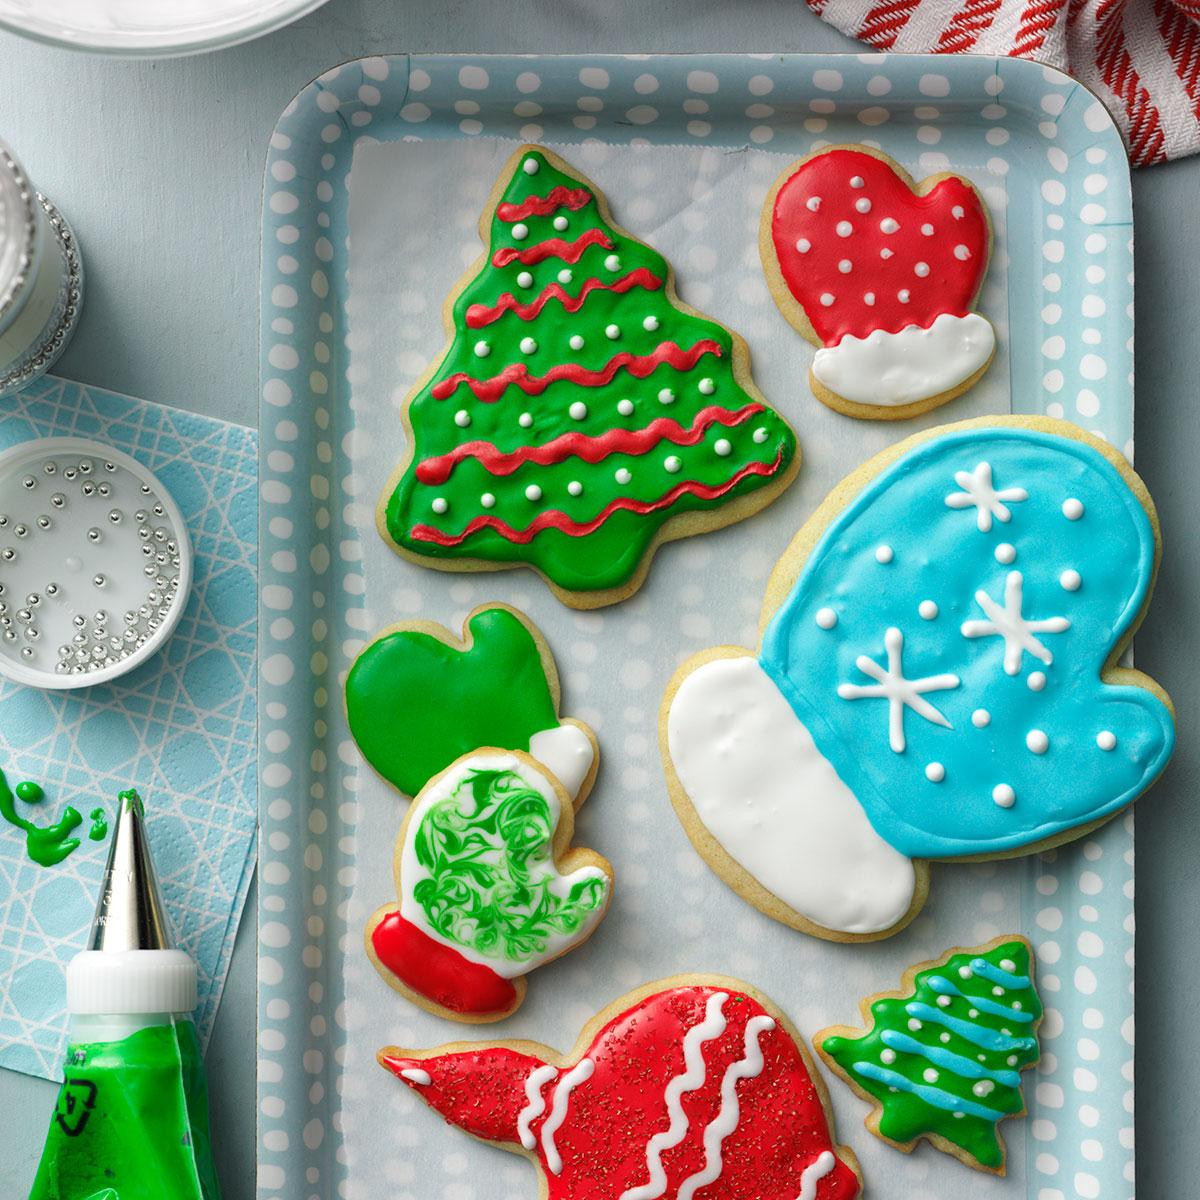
[{"xmin": 1, "ymin": 3, "xmax": 1197, "ymax": 1197}]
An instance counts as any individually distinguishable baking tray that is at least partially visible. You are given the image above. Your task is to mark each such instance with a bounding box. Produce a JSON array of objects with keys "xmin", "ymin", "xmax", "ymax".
[{"xmin": 258, "ymin": 53, "xmax": 1135, "ymax": 1200}]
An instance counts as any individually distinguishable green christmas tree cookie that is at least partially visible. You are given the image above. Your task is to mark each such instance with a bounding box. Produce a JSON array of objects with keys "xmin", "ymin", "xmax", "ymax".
[
  {"xmin": 379, "ymin": 144, "xmax": 799, "ymax": 608},
  {"xmin": 817, "ymin": 936, "xmax": 1042, "ymax": 1174},
  {"xmin": 345, "ymin": 605, "xmax": 597, "ymax": 802}
]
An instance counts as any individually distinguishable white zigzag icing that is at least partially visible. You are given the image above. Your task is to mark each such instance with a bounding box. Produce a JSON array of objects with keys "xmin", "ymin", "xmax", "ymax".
[
  {"xmin": 541, "ymin": 1057, "xmax": 594, "ymax": 1175},
  {"xmin": 516, "ymin": 1064, "xmax": 558, "ymax": 1150},
  {"xmin": 796, "ymin": 1150, "xmax": 836, "ymax": 1200}
]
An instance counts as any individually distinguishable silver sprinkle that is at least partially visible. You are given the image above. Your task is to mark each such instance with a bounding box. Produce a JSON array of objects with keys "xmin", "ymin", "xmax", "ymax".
[
  {"xmin": 153, "ymin": 527, "xmax": 167, "ymax": 543},
  {"xmin": 140, "ymin": 483, "xmax": 151, "ymax": 494},
  {"xmin": 20, "ymin": 646, "xmax": 33, "ymax": 659},
  {"xmin": 97, "ymin": 482, "xmax": 111, "ymax": 497},
  {"xmin": 147, "ymin": 618, "xmax": 161, "ymax": 631},
  {"xmin": 141, "ymin": 546, "xmax": 154, "ymax": 559},
  {"xmin": 108, "ymin": 509, "xmax": 122, "ymax": 525},
  {"xmin": 2, "ymin": 630, "xmax": 14, "ymax": 642},
  {"xmin": 134, "ymin": 510, "xmax": 148, "ymax": 523},
  {"xmin": 36, "ymin": 515, "xmax": 50, "ymax": 530},
  {"xmin": 13, "ymin": 524, "xmax": 26, "ymax": 538},
  {"xmin": 73, "ymin": 635, "xmax": 86, "ymax": 647},
  {"xmin": 78, "ymin": 461, "xmax": 92, "ymax": 475},
  {"xmin": 93, "ymin": 574, "xmax": 106, "ymax": 588},
  {"xmin": 138, "ymin": 605, "xmax": 150, "ymax": 618},
  {"xmin": 137, "ymin": 527, "xmax": 151, "ymax": 541},
  {"xmin": 50, "ymin": 493, "xmax": 65, "ymax": 509},
  {"xmin": 104, "ymin": 462, "xmax": 116, "ymax": 473},
  {"xmin": 43, "ymin": 462, "xmax": 56, "ymax": 475},
  {"xmin": 93, "ymin": 610, "xmax": 107, "ymax": 624},
  {"xmin": 81, "ymin": 482, "xmax": 96, "ymax": 497},
  {"xmin": 87, "ymin": 527, "xmax": 101, "ymax": 543},
  {"xmin": 63, "ymin": 468, "xmax": 76, "ymax": 481},
  {"xmin": 143, "ymin": 565, "xmax": 156, "ymax": 577},
  {"xmin": 25, "ymin": 593, "xmax": 39, "ymax": 606},
  {"xmin": 24, "ymin": 627, "xmax": 38, "ymax": 641},
  {"xmin": 16, "ymin": 609, "xmax": 30, "ymax": 622},
  {"xmin": 21, "ymin": 475, "xmax": 35, "ymax": 490},
  {"xmin": 91, "ymin": 645, "xmax": 104, "ymax": 660},
  {"xmin": 57, "ymin": 645, "xmax": 70, "ymax": 659},
  {"xmin": 152, "ymin": 503, "xmax": 164, "ymax": 518},
  {"xmin": 45, "ymin": 583, "xmax": 58, "ymax": 596},
  {"xmin": 0, "ymin": 516, "xmax": 8, "ymax": 528},
  {"xmin": 72, "ymin": 615, "xmax": 85, "ymax": 629},
  {"xmin": 1, "ymin": 549, "xmax": 14, "ymax": 563}
]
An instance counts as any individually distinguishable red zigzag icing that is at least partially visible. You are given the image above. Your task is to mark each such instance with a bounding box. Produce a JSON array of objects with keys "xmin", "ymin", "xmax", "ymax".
[
  {"xmin": 497, "ymin": 186, "xmax": 593, "ymax": 222},
  {"xmin": 410, "ymin": 452, "xmax": 783, "ymax": 546},
  {"xmin": 491, "ymin": 229, "xmax": 613, "ymax": 268},
  {"xmin": 465, "ymin": 269, "xmax": 663, "ymax": 329},
  {"xmin": 415, "ymin": 404, "xmax": 765, "ymax": 485},
  {"xmin": 431, "ymin": 339, "xmax": 723, "ymax": 403}
]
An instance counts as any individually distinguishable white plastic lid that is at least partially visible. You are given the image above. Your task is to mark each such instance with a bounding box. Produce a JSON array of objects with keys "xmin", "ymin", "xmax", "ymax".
[{"xmin": 66, "ymin": 948, "xmax": 197, "ymax": 1016}]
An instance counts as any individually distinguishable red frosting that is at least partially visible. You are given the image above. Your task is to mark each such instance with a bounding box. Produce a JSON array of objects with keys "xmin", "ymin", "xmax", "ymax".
[
  {"xmin": 384, "ymin": 983, "xmax": 860, "ymax": 1199},
  {"xmin": 370, "ymin": 910, "xmax": 517, "ymax": 1016},
  {"xmin": 492, "ymin": 229, "xmax": 614, "ymax": 269},
  {"xmin": 465, "ymin": 269, "xmax": 663, "ymax": 328},
  {"xmin": 769, "ymin": 148, "xmax": 989, "ymax": 344},
  {"xmin": 430, "ymin": 339, "xmax": 723, "ymax": 403},
  {"xmin": 498, "ymin": 186, "xmax": 594, "ymax": 222}
]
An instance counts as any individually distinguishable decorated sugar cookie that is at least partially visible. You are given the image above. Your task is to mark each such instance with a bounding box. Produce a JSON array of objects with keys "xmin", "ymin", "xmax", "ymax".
[
  {"xmin": 366, "ymin": 750, "xmax": 612, "ymax": 1022},
  {"xmin": 818, "ymin": 936, "xmax": 1042, "ymax": 1174},
  {"xmin": 761, "ymin": 145, "xmax": 995, "ymax": 420},
  {"xmin": 662, "ymin": 417, "xmax": 1174, "ymax": 941},
  {"xmin": 379, "ymin": 144, "xmax": 799, "ymax": 609},
  {"xmin": 346, "ymin": 604, "xmax": 597, "ymax": 802},
  {"xmin": 381, "ymin": 976, "xmax": 862, "ymax": 1198}
]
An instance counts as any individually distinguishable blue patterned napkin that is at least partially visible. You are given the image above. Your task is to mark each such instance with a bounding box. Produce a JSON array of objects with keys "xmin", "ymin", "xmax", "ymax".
[{"xmin": 0, "ymin": 376, "xmax": 257, "ymax": 1081}]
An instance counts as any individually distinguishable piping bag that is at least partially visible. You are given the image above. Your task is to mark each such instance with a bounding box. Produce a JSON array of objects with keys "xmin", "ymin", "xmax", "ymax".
[{"xmin": 29, "ymin": 790, "xmax": 222, "ymax": 1200}]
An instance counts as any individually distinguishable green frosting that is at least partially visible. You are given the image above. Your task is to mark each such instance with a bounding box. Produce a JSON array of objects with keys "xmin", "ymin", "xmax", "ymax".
[
  {"xmin": 382, "ymin": 147, "xmax": 797, "ymax": 595},
  {"xmin": 822, "ymin": 939, "xmax": 1042, "ymax": 1170},
  {"xmin": 409, "ymin": 762, "xmax": 607, "ymax": 964},
  {"xmin": 89, "ymin": 808, "xmax": 109, "ymax": 841},
  {"xmin": 0, "ymin": 770, "xmax": 82, "ymax": 868},
  {"xmin": 346, "ymin": 606, "xmax": 563, "ymax": 797}
]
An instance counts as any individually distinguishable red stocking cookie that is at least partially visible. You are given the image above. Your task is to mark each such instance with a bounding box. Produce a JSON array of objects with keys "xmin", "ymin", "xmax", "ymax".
[
  {"xmin": 381, "ymin": 976, "xmax": 862, "ymax": 1199},
  {"xmin": 761, "ymin": 145, "xmax": 995, "ymax": 420}
]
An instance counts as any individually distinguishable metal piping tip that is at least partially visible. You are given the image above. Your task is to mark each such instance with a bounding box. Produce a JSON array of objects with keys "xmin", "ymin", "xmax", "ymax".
[{"xmin": 87, "ymin": 788, "xmax": 175, "ymax": 953}]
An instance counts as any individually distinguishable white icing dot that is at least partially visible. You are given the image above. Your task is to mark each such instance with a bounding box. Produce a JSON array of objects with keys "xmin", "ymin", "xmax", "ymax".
[
  {"xmin": 524, "ymin": 484, "xmax": 542, "ymax": 502},
  {"xmin": 914, "ymin": 262, "xmax": 931, "ymax": 277},
  {"xmin": 558, "ymin": 268, "xmax": 573, "ymax": 284},
  {"xmin": 923, "ymin": 1068, "xmax": 939, "ymax": 1083},
  {"xmin": 617, "ymin": 399, "xmax": 634, "ymax": 416},
  {"xmin": 974, "ymin": 1080, "xmax": 995, "ymax": 1097},
  {"xmin": 819, "ymin": 292, "xmax": 835, "ymax": 307},
  {"xmin": 615, "ymin": 468, "xmax": 632, "ymax": 485},
  {"xmin": 664, "ymin": 456, "xmax": 682, "ymax": 474},
  {"xmin": 1097, "ymin": 730, "xmax": 1117, "ymax": 751},
  {"xmin": 605, "ymin": 323, "xmax": 620, "ymax": 340},
  {"xmin": 1060, "ymin": 569, "xmax": 1081, "ymax": 591},
  {"xmin": 553, "ymin": 215, "xmax": 568, "ymax": 231},
  {"xmin": 523, "ymin": 158, "xmax": 539, "ymax": 175},
  {"xmin": 874, "ymin": 544, "xmax": 894, "ymax": 564},
  {"xmin": 1026, "ymin": 729, "xmax": 1049, "ymax": 755},
  {"xmin": 473, "ymin": 340, "xmax": 490, "ymax": 358},
  {"xmin": 567, "ymin": 481, "xmax": 583, "ymax": 497},
  {"xmin": 658, "ymin": 388, "xmax": 675, "ymax": 404},
  {"xmin": 880, "ymin": 218, "xmax": 899, "ymax": 234},
  {"xmin": 864, "ymin": 292, "xmax": 876, "ymax": 306},
  {"xmin": 569, "ymin": 334, "xmax": 585, "ymax": 350},
  {"xmin": 836, "ymin": 220, "xmax": 853, "ymax": 237},
  {"xmin": 753, "ymin": 428, "xmax": 768, "ymax": 444},
  {"xmin": 954, "ymin": 244, "xmax": 971, "ymax": 260},
  {"xmin": 972, "ymin": 709, "xmax": 991, "ymax": 728},
  {"xmin": 1063, "ymin": 497, "xmax": 1084, "ymax": 520},
  {"xmin": 454, "ymin": 409, "xmax": 471, "ymax": 428},
  {"xmin": 1028, "ymin": 672, "xmax": 1047, "ymax": 692},
  {"xmin": 880, "ymin": 248, "xmax": 894, "ymax": 259},
  {"xmin": 880, "ymin": 1048, "xmax": 897, "ymax": 1064},
  {"xmin": 995, "ymin": 542, "xmax": 1016, "ymax": 564},
  {"xmin": 921, "ymin": 223, "xmax": 934, "ymax": 236},
  {"xmin": 431, "ymin": 497, "xmax": 448, "ymax": 514},
  {"xmin": 698, "ymin": 378, "xmax": 715, "ymax": 395},
  {"xmin": 806, "ymin": 196, "xmax": 821, "ymax": 212},
  {"xmin": 993, "ymin": 783, "xmax": 1016, "ymax": 808},
  {"xmin": 959, "ymin": 966, "xmax": 973, "ymax": 979},
  {"xmin": 937, "ymin": 995, "xmax": 952, "ymax": 1008},
  {"xmin": 714, "ymin": 438, "xmax": 732, "ymax": 457},
  {"xmin": 898, "ymin": 289, "xmax": 910, "ymax": 303},
  {"xmin": 518, "ymin": 412, "xmax": 533, "ymax": 428},
  {"xmin": 908, "ymin": 1019, "xmax": 922, "ymax": 1031},
  {"xmin": 604, "ymin": 254, "xmax": 621, "ymax": 271},
  {"xmin": 855, "ymin": 197, "xmax": 872, "ymax": 213},
  {"xmin": 926, "ymin": 762, "xmax": 946, "ymax": 782},
  {"xmin": 796, "ymin": 238, "xmax": 811, "ymax": 253},
  {"xmin": 481, "ymin": 492, "xmax": 495, "ymax": 508},
  {"xmin": 643, "ymin": 315, "xmax": 660, "ymax": 331},
  {"xmin": 838, "ymin": 259, "xmax": 852, "ymax": 274},
  {"xmin": 511, "ymin": 222, "xmax": 529, "ymax": 241},
  {"xmin": 519, "ymin": 336, "xmax": 537, "ymax": 354},
  {"xmin": 516, "ymin": 271, "xmax": 534, "ymax": 288},
  {"xmin": 952, "ymin": 205, "xmax": 965, "ymax": 218},
  {"xmin": 816, "ymin": 607, "xmax": 838, "ymax": 630},
  {"xmin": 919, "ymin": 600, "xmax": 938, "ymax": 620},
  {"xmin": 569, "ymin": 401, "xmax": 588, "ymax": 420}
]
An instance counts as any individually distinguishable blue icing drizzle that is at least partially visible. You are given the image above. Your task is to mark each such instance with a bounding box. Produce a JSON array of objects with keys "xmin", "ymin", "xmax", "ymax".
[
  {"xmin": 760, "ymin": 426, "xmax": 1175, "ymax": 859},
  {"xmin": 926, "ymin": 975, "xmax": 1034, "ymax": 1022},
  {"xmin": 849, "ymin": 1061, "xmax": 1005, "ymax": 1121},
  {"xmin": 904, "ymin": 1002, "xmax": 1035, "ymax": 1053},
  {"xmin": 879, "ymin": 1029, "xmax": 1023, "ymax": 1088},
  {"xmin": 968, "ymin": 957, "xmax": 1030, "ymax": 989}
]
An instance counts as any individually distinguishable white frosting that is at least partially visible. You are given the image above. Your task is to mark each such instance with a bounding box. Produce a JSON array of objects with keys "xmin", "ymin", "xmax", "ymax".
[
  {"xmin": 666, "ymin": 656, "xmax": 916, "ymax": 935},
  {"xmin": 811, "ymin": 311, "xmax": 995, "ymax": 407},
  {"xmin": 796, "ymin": 1151, "xmax": 837, "ymax": 1200},
  {"xmin": 516, "ymin": 1063, "xmax": 558, "ymax": 1150},
  {"xmin": 542, "ymin": 1057, "xmax": 594, "ymax": 1174},
  {"xmin": 399, "ymin": 1067, "xmax": 431, "ymax": 1086},
  {"xmin": 527, "ymin": 723, "xmax": 595, "ymax": 800}
]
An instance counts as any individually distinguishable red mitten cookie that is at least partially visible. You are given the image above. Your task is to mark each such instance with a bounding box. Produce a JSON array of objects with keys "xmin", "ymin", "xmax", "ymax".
[{"xmin": 761, "ymin": 145, "xmax": 995, "ymax": 420}]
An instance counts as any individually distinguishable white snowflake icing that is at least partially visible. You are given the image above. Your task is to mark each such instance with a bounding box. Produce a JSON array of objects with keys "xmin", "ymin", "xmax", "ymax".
[
  {"xmin": 961, "ymin": 571, "xmax": 1070, "ymax": 675},
  {"xmin": 837, "ymin": 626, "xmax": 960, "ymax": 753},
  {"xmin": 944, "ymin": 462, "xmax": 1029, "ymax": 532}
]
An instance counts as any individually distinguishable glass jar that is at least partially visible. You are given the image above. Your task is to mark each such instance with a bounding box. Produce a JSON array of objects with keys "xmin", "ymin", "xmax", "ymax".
[{"xmin": 0, "ymin": 140, "xmax": 83, "ymax": 398}]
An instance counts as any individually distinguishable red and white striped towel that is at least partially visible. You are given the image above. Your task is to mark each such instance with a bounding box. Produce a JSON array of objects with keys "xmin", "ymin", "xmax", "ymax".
[{"xmin": 807, "ymin": 0, "xmax": 1200, "ymax": 165}]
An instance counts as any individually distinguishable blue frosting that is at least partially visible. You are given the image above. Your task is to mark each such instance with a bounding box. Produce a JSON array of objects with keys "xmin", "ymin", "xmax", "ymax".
[{"xmin": 760, "ymin": 426, "xmax": 1174, "ymax": 860}]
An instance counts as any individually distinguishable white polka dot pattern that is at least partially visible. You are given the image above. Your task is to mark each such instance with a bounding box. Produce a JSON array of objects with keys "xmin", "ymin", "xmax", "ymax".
[{"xmin": 259, "ymin": 53, "xmax": 1135, "ymax": 1200}]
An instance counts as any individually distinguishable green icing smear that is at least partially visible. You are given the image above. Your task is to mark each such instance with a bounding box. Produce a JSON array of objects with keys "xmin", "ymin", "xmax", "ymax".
[
  {"xmin": 89, "ymin": 808, "xmax": 108, "ymax": 841},
  {"xmin": 346, "ymin": 606, "xmax": 561, "ymax": 798},
  {"xmin": 384, "ymin": 147, "xmax": 797, "ymax": 594},
  {"xmin": 822, "ymin": 939, "xmax": 1042, "ymax": 1170},
  {"xmin": 0, "ymin": 770, "xmax": 83, "ymax": 867},
  {"xmin": 30, "ymin": 1019, "xmax": 221, "ymax": 1200},
  {"xmin": 411, "ymin": 762, "xmax": 607, "ymax": 963}
]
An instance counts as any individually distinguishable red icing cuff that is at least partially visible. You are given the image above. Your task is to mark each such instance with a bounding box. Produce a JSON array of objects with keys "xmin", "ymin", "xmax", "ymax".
[{"xmin": 371, "ymin": 910, "xmax": 517, "ymax": 1015}]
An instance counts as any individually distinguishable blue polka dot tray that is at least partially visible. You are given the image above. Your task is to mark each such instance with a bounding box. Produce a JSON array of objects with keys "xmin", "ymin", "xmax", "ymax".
[{"xmin": 259, "ymin": 53, "xmax": 1136, "ymax": 1200}]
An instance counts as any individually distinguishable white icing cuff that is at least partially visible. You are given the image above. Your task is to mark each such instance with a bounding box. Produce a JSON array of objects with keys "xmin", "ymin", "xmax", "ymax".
[
  {"xmin": 666, "ymin": 656, "xmax": 916, "ymax": 935},
  {"xmin": 528, "ymin": 723, "xmax": 594, "ymax": 799},
  {"xmin": 811, "ymin": 311, "xmax": 995, "ymax": 408}
]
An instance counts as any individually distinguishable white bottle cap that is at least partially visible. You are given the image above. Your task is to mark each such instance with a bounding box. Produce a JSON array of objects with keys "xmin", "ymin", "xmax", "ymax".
[{"xmin": 67, "ymin": 948, "xmax": 197, "ymax": 1016}]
